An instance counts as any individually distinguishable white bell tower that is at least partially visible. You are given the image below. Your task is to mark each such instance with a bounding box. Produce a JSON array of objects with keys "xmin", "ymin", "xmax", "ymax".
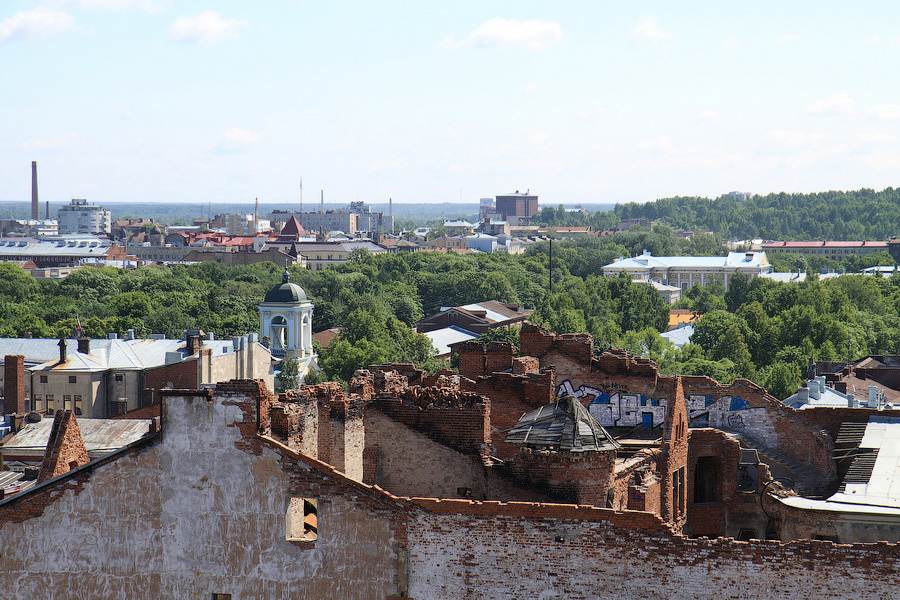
[{"xmin": 258, "ymin": 271, "xmax": 314, "ymax": 359}]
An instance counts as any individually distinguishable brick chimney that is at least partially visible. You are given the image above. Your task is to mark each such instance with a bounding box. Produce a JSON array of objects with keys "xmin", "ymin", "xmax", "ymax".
[
  {"xmin": 185, "ymin": 329, "xmax": 205, "ymax": 356},
  {"xmin": 37, "ymin": 410, "xmax": 90, "ymax": 483},
  {"xmin": 3, "ymin": 355, "xmax": 26, "ymax": 414},
  {"xmin": 77, "ymin": 337, "xmax": 90, "ymax": 354},
  {"xmin": 58, "ymin": 338, "xmax": 67, "ymax": 363}
]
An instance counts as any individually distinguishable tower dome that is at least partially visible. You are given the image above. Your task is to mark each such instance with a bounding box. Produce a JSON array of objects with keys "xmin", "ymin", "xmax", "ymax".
[{"xmin": 264, "ymin": 271, "xmax": 308, "ymax": 303}]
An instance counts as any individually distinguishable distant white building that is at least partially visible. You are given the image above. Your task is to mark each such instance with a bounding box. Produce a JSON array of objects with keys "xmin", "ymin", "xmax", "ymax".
[
  {"xmin": 602, "ymin": 251, "xmax": 773, "ymax": 290},
  {"xmin": 57, "ymin": 199, "xmax": 111, "ymax": 235}
]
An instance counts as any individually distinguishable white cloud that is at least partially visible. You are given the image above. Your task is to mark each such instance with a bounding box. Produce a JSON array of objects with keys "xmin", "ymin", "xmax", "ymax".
[
  {"xmin": 697, "ymin": 109, "xmax": 719, "ymax": 120},
  {"xmin": 578, "ymin": 106, "xmax": 607, "ymax": 119},
  {"xmin": 52, "ymin": 0, "xmax": 165, "ymax": 13},
  {"xmin": 721, "ymin": 38, "xmax": 740, "ymax": 49},
  {"xmin": 441, "ymin": 18, "xmax": 562, "ymax": 50},
  {"xmin": 871, "ymin": 104, "xmax": 900, "ymax": 120},
  {"xmin": 521, "ymin": 83, "xmax": 540, "ymax": 95},
  {"xmin": 805, "ymin": 93, "xmax": 856, "ymax": 116},
  {"xmin": 0, "ymin": 7, "xmax": 76, "ymax": 44},
  {"xmin": 632, "ymin": 18, "xmax": 671, "ymax": 44},
  {"xmin": 170, "ymin": 11, "xmax": 248, "ymax": 45},
  {"xmin": 215, "ymin": 128, "xmax": 262, "ymax": 153}
]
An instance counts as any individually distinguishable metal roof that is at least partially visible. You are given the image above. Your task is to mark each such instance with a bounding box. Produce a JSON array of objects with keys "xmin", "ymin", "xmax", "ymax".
[
  {"xmin": 0, "ymin": 337, "xmax": 246, "ymax": 370},
  {"xmin": 825, "ymin": 416, "xmax": 900, "ymax": 509},
  {"xmin": 603, "ymin": 251, "xmax": 770, "ymax": 270},
  {"xmin": 422, "ymin": 326, "xmax": 479, "ymax": 357},
  {"xmin": 2, "ymin": 417, "xmax": 153, "ymax": 454},
  {"xmin": 506, "ymin": 396, "xmax": 620, "ymax": 452}
]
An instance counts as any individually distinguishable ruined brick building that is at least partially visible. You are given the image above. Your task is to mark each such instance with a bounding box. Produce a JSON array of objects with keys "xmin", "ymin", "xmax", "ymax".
[{"xmin": 0, "ymin": 323, "xmax": 899, "ymax": 598}]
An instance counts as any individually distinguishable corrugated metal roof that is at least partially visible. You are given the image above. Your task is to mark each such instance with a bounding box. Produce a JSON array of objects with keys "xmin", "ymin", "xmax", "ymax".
[
  {"xmin": 507, "ymin": 396, "xmax": 620, "ymax": 452},
  {"xmin": 2, "ymin": 417, "xmax": 153, "ymax": 453}
]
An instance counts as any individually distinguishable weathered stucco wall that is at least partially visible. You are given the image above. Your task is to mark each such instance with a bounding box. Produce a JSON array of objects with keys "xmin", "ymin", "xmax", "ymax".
[{"xmin": 0, "ymin": 387, "xmax": 402, "ymax": 599}]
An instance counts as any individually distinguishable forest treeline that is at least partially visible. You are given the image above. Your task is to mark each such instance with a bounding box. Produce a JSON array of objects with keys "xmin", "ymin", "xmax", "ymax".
[{"xmin": 536, "ymin": 188, "xmax": 900, "ymax": 241}]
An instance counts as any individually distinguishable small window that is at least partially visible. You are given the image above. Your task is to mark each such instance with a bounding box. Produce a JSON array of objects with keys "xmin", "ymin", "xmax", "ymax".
[
  {"xmin": 64, "ymin": 395, "xmax": 73, "ymax": 410},
  {"xmin": 211, "ymin": 594, "xmax": 232, "ymax": 600},
  {"xmin": 114, "ymin": 374, "xmax": 123, "ymax": 382},
  {"xmin": 68, "ymin": 375, "xmax": 77, "ymax": 384},
  {"xmin": 46, "ymin": 394, "xmax": 55, "ymax": 409},
  {"xmin": 33, "ymin": 395, "xmax": 44, "ymax": 411},
  {"xmin": 286, "ymin": 497, "xmax": 318, "ymax": 541},
  {"xmin": 74, "ymin": 395, "xmax": 83, "ymax": 416},
  {"xmin": 39, "ymin": 375, "xmax": 48, "ymax": 383}
]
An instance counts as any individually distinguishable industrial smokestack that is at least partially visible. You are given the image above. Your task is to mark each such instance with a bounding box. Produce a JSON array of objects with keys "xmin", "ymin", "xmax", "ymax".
[
  {"xmin": 45, "ymin": 200, "xmax": 49, "ymax": 220},
  {"xmin": 31, "ymin": 161, "xmax": 39, "ymax": 220}
]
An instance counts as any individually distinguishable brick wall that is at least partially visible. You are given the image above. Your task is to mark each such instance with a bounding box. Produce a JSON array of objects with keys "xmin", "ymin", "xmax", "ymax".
[
  {"xmin": 36, "ymin": 410, "xmax": 90, "ymax": 483},
  {"xmin": 406, "ymin": 505, "xmax": 900, "ymax": 600},
  {"xmin": 374, "ymin": 388, "xmax": 491, "ymax": 457},
  {"xmin": 364, "ymin": 407, "xmax": 548, "ymax": 502},
  {"xmin": 507, "ymin": 447, "xmax": 617, "ymax": 506}
]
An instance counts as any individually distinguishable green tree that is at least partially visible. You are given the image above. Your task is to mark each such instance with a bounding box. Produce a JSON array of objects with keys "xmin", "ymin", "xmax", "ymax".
[{"xmin": 275, "ymin": 357, "xmax": 301, "ymax": 392}]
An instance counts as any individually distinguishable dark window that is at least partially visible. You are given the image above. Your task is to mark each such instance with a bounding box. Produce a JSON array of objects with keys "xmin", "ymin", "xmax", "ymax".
[
  {"xmin": 39, "ymin": 375, "xmax": 48, "ymax": 383},
  {"xmin": 694, "ymin": 456, "xmax": 718, "ymax": 503},
  {"xmin": 738, "ymin": 528, "xmax": 757, "ymax": 541},
  {"xmin": 115, "ymin": 374, "xmax": 123, "ymax": 382},
  {"xmin": 68, "ymin": 375, "xmax": 77, "ymax": 383}
]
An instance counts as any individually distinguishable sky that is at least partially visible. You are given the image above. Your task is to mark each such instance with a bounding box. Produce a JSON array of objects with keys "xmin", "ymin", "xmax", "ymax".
[{"xmin": 3, "ymin": 1, "xmax": 900, "ymax": 206}]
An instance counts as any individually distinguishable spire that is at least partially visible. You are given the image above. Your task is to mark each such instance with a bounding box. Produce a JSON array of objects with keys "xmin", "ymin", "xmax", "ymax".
[{"xmin": 282, "ymin": 270, "xmax": 290, "ymax": 284}]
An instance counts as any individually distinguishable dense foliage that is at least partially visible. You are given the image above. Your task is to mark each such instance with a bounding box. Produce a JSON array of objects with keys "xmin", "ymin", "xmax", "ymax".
[{"xmin": 612, "ymin": 189, "xmax": 900, "ymax": 240}]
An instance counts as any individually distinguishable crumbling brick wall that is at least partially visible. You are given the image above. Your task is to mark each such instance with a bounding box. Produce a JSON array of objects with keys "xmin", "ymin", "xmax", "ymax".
[
  {"xmin": 373, "ymin": 387, "xmax": 491, "ymax": 457},
  {"xmin": 507, "ymin": 448, "xmax": 617, "ymax": 506}
]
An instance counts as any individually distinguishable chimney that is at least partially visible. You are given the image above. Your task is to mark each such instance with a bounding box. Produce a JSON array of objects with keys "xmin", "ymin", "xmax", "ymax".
[
  {"xmin": 127, "ymin": 329, "xmax": 135, "ymax": 340},
  {"xmin": 795, "ymin": 387, "xmax": 809, "ymax": 405},
  {"xmin": 3, "ymin": 355, "xmax": 26, "ymax": 414},
  {"xmin": 809, "ymin": 381, "xmax": 821, "ymax": 401},
  {"xmin": 185, "ymin": 329, "xmax": 204, "ymax": 355},
  {"xmin": 58, "ymin": 338, "xmax": 67, "ymax": 363},
  {"xmin": 868, "ymin": 386, "xmax": 879, "ymax": 409},
  {"xmin": 77, "ymin": 337, "xmax": 90, "ymax": 354},
  {"xmin": 31, "ymin": 161, "xmax": 39, "ymax": 220}
]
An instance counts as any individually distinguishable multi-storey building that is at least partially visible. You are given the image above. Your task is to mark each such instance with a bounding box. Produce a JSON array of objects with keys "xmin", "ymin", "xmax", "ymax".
[
  {"xmin": 57, "ymin": 199, "xmax": 111, "ymax": 235},
  {"xmin": 495, "ymin": 190, "xmax": 538, "ymax": 224},
  {"xmin": 602, "ymin": 251, "xmax": 773, "ymax": 290}
]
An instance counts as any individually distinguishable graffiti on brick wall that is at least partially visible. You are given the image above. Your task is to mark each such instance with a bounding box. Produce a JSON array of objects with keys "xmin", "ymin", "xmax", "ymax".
[{"xmin": 557, "ymin": 380, "xmax": 758, "ymax": 431}]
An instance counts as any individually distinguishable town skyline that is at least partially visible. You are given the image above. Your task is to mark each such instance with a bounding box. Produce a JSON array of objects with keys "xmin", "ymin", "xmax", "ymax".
[{"xmin": 4, "ymin": 1, "xmax": 900, "ymax": 205}]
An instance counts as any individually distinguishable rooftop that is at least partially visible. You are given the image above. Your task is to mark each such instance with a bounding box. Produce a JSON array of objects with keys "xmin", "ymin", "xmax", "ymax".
[{"xmin": 507, "ymin": 396, "xmax": 620, "ymax": 452}]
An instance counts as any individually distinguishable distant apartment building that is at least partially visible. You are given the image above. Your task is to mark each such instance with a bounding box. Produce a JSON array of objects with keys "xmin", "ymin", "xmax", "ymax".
[
  {"xmin": 761, "ymin": 240, "xmax": 888, "ymax": 261},
  {"xmin": 57, "ymin": 199, "xmax": 111, "ymax": 235},
  {"xmin": 602, "ymin": 251, "xmax": 773, "ymax": 290},
  {"xmin": 349, "ymin": 201, "xmax": 394, "ymax": 234},
  {"xmin": 220, "ymin": 214, "xmax": 271, "ymax": 236},
  {"xmin": 495, "ymin": 191, "xmax": 538, "ymax": 225},
  {"xmin": 268, "ymin": 210, "xmax": 357, "ymax": 235}
]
